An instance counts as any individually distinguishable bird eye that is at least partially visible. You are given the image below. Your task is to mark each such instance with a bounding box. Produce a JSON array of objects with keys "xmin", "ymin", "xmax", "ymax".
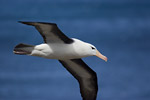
[{"xmin": 91, "ymin": 47, "xmax": 95, "ymax": 50}]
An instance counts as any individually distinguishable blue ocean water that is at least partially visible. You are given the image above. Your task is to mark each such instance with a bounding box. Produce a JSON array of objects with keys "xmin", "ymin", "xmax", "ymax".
[{"xmin": 0, "ymin": 0, "xmax": 150, "ymax": 100}]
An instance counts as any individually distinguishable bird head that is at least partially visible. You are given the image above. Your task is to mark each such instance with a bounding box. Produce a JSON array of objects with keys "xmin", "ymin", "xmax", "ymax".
[{"xmin": 88, "ymin": 44, "xmax": 107, "ymax": 62}]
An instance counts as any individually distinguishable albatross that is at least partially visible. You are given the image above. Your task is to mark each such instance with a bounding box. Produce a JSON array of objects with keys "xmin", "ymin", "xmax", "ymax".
[{"xmin": 13, "ymin": 21, "xmax": 107, "ymax": 100}]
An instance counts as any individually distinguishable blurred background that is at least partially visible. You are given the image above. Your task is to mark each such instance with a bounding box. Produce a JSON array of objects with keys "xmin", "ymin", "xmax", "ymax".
[{"xmin": 0, "ymin": 0, "xmax": 150, "ymax": 100}]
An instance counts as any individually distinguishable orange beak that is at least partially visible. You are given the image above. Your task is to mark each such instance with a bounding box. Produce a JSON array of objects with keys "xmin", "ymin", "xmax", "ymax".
[{"xmin": 96, "ymin": 50, "xmax": 107, "ymax": 62}]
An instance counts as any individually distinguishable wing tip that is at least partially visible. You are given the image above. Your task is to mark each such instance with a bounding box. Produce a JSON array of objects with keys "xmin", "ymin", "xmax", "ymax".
[
  {"xmin": 18, "ymin": 21, "xmax": 35, "ymax": 26},
  {"xmin": 18, "ymin": 21, "xmax": 57, "ymax": 26}
]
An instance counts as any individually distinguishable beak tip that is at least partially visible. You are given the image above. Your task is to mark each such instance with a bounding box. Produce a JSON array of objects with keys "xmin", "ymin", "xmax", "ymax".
[
  {"xmin": 104, "ymin": 57, "xmax": 108, "ymax": 62},
  {"xmin": 96, "ymin": 50, "xmax": 107, "ymax": 62}
]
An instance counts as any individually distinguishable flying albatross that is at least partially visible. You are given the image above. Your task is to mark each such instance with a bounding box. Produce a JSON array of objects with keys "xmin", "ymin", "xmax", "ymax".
[{"xmin": 13, "ymin": 21, "xmax": 107, "ymax": 100}]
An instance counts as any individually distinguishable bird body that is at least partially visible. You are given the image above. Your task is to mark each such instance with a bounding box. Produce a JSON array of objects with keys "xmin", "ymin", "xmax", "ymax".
[
  {"xmin": 32, "ymin": 38, "xmax": 97, "ymax": 59},
  {"xmin": 13, "ymin": 21, "xmax": 107, "ymax": 100}
]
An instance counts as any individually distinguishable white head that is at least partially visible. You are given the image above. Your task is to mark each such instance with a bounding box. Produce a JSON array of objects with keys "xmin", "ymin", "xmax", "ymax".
[
  {"xmin": 74, "ymin": 39, "xmax": 107, "ymax": 62},
  {"xmin": 84, "ymin": 43, "xmax": 107, "ymax": 62}
]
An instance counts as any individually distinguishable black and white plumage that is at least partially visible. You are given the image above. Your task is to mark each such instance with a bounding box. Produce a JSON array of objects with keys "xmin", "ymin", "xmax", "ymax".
[{"xmin": 14, "ymin": 21, "xmax": 107, "ymax": 100}]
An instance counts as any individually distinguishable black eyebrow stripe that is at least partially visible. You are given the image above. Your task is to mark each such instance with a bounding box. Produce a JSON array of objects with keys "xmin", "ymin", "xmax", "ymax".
[{"xmin": 91, "ymin": 47, "xmax": 95, "ymax": 49}]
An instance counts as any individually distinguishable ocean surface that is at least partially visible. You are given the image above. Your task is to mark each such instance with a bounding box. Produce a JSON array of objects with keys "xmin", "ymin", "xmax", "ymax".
[{"xmin": 0, "ymin": 0, "xmax": 150, "ymax": 100}]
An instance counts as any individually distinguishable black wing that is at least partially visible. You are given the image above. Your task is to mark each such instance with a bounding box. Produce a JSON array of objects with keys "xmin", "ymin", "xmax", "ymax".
[
  {"xmin": 19, "ymin": 21, "xmax": 74, "ymax": 44},
  {"xmin": 59, "ymin": 59, "xmax": 98, "ymax": 100}
]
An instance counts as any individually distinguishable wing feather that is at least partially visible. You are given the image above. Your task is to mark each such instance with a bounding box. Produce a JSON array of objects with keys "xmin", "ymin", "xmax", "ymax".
[
  {"xmin": 59, "ymin": 59, "xmax": 98, "ymax": 100},
  {"xmin": 19, "ymin": 21, "xmax": 74, "ymax": 44}
]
